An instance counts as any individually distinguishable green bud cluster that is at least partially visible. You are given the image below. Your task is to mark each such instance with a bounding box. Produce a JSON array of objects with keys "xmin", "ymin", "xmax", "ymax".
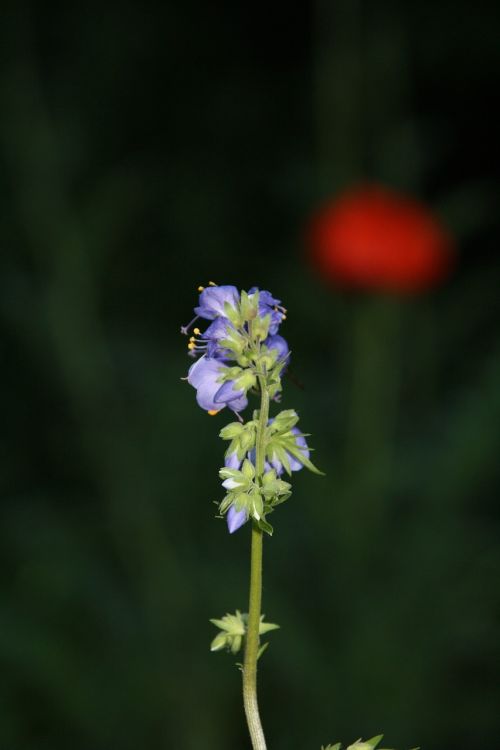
[
  {"xmin": 210, "ymin": 610, "xmax": 279, "ymax": 655},
  {"xmin": 218, "ymin": 459, "xmax": 291, "ymax": 535},
  {"xmin": 218, "ymin": 409, "xmax": 322, "ymax": 536},
  {"xmin": 220, "ymin": 419, "xmax": 257, "ymax": 462},
  {"xmin": 265, "ymin": 409, "xmax": 323, "ymax": 476}
]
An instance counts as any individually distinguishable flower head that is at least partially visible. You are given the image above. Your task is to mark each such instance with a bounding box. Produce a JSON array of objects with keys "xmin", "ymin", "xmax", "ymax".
[
  {"xmin": 182, "ymin": 284, "xmax": 290, "ymax": 414},
  {"xmin": 307, "ymin": 185, "xmax": 454, "ymax": 292}
]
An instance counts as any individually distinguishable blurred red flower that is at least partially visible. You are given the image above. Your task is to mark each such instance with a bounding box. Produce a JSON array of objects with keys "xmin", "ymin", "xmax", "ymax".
[{"xmin": 307, "ymin": 185, "xmax": 454, "ymax": 292}]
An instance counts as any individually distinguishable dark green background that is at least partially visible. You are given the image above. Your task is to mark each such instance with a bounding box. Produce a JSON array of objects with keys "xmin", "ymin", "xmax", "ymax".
[{"xmin": 1, "ymin": 2, "xmax": 498, "ymax": 749}]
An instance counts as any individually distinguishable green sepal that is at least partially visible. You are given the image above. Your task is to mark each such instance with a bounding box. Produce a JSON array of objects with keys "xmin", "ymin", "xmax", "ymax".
[
  {"xmin": 266, "ymin": 365, "xmax": 286, "ymax": 399},
  {"xmin": 218, "ymin": 467, "xmax": 252, "ymax": 493},
  {"xmin": 210, "ymin": 632, "xmax": 228, "ymax": 651},
  {"xmin": 271, "ymin": 409, "xmax": 300, "ymax": 432},
  {"xmin": 241, "ymin": 458, "xmax": 255, "ymax": 480},
  {"xmin": 284, "ymin": 441, "xmax": 325, "ymax": 475},
  {"xmin": 219, "ymin": 422, "xmax": 244, "ymax": 440},
  {"xmin": 236, "ymin": 353, "xmax": 252, "ymax": 367},
  {"xmin": 223, "ymin": 300, "xmax": 243, "ymax": 328},
  {"xmin": 270, "ymin": 491, "xmax": 291, "ymax": 506},
  {"xmin": 257, "ymin": 518, "xmax": 274, "ymax": 536},
  {"xmin": 240, "ymin": 289, "xmax": 259, "ymax": 321},
  {"xmin": 259, "ymin": 620, "xmax": 279, "ymax": 634},
  {"xmin": 218, "ymin": 467, "xmax": 244, "ymax": 481},
  {"xmin": 269, "ymin": 444, "xmax": 292, "ymax": 475},
  {"xmin": 209, "ymin": 611, "xmax": 245, "ymax": 635},
  {"xmin": 230, "ymin": 634, "xmax": 243, "ymax": 654},
  {"xmin": 232, "ymin": 492, "xmax": 248, "ymax": 512},
  {"xmin": 235, "ymin": 369, "xmax": 257, "ymax": 392},
  {"xmin": 322, "ymin": 735, "xmax": 417, "ymax": 750},
  {"xmin": 257, "ymin": 641, "xmax": 269, "ymax": 660},
  {"xmin": 365, "ymin": 737, "xmax": 384, "ymax": 749},
  {"xmin": 240, "ymin": 427, "xmax": 256, "ymax": 452},
  {"xmin": 261, "ymin": 471, "xmax": 291, "ymax": 498},
  {"xmin": 250, "ymin": 490, "xmax": 264, "ymax": 520},
  {"xmin": 219, "ymin": 365, "xmax": 242, "ymax": 383},
  {"xmin": 219, "ymin": 494, "xmax": 234, "ymax": 514},
  {"xmin": 346, "ymin": 740, "xmax": 379, "ymax": 750},
  {"xmin": 252, "ymin": 312, "xmax": 271, "ymax": 342}
]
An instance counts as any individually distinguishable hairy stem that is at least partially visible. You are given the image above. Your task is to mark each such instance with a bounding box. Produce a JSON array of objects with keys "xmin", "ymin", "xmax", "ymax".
[{"xmin": 242, "ymin": 374, "xmax": 269, "ymax": 750}]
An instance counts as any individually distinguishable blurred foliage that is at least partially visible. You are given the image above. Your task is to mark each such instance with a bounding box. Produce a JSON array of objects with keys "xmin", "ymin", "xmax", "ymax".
[{"xmin": 0, "ymin": 2, "xmax": 499, "ymax": 749}]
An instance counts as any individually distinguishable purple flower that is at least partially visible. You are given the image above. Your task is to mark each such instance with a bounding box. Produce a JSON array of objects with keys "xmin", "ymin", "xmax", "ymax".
[
  {"xmin": 249, "ymin": 287, "xmax": 287, "ymax": 335},
  {"xmin": 194, "ymin": 285, "xmax": 239, "ymax": 320},
  {"xmin": 227, "ymin": 505, "xmax": 248, "ymax": 534},
  {"xmin": 187, "ymin": 355, "xmax": 248, "ymax": 414}
]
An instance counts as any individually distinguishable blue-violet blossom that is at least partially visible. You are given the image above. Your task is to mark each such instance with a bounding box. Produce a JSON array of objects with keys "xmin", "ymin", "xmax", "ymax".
[{"xmin": 187, "ymin": 355, "xmax": 248, "ymax": 415}]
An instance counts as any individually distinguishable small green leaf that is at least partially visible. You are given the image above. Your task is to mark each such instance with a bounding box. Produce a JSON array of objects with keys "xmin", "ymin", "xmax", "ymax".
[
  {"xmin": 271, "ymin": 491, "xmax": 291, "ymax": 506},
  {"xmin": 256, "ymin": 641, "xmax": 269, "ymax": 660},
  {"xmin": 223, "ymin": 300, "xmax": 242, "ymax": 327},
  {"xmin": 259, "ymin": 620, "xmax": 279, "ymax": 634},
  {"xmin": 258, "ymin": 518, "xmax": 274, "ymax": 536},
  {"xmin": 366, "ymin": 736, "xmax": 384, "ymax": 749},
  {"xmin": 285, "ymin": 442, "xmax": 325, "ymax": 475}
]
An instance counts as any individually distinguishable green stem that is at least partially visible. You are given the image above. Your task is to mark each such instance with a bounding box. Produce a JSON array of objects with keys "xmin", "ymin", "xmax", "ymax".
[{"xmin": 242, "ymin": 374, "xmax": 269, "ymax": 750}]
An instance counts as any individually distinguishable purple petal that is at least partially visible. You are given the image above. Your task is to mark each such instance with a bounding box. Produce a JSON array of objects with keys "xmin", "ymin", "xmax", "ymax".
[
  {"xmin": 227, "ymin": 506, "xmax": 248, "ymax": 534},
  {"xmin": 225, "ymin": 452, "xmax": 242, "ymax": 469},
  {"xmin": 203, "ymin": 318, "xmax": 234, "ymax": 341},
  {"xmin": 187, "ymin": 355, "xmax": 229, "ymax": 411},
  {"xmin": 195, "ymin": 381, "xmax": 222, "ymax": 411},
  {"xmin": 194, "ymin": 286, "xmax": 239, "ymax": 320},
  {"xmin": 187, "ymin": 355, "xmax": 222, "ymax": 388},
  {"xmin": 214, "ymin": 380, "xmax": 245, "ymax": 404},
  {"xmin": 228, "ymin": 394, "xmax": 248, "ymax": 413},
  {"xmin": 288, "ymin": 427, "xmax": 310, "ymax": 471}
]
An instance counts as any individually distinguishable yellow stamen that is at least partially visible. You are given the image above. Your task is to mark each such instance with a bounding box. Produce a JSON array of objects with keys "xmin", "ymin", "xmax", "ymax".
[
  {"xmin": 208, "ymin": 409, "xmax": 220, "ymax": 416},
  {"xmin": 193, "ymin": 327, "xmax": 201, "ymax": 335},
  {"xmin": 208, "ymin": 280, "xmax": 217, "ymax": 286},
  {"xmin": 282, "ymin": 314, "xmax": 287, "ymax": 320},
  {"xmin": 188, "ymin": 342, "xmax": 196, "ymax": 350},
  {"xmin": 198, "ymin": 285, "xmax": 204, "ymax": 292}
]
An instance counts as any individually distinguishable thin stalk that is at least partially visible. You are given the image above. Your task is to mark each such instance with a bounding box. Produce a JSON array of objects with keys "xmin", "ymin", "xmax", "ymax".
[{"xmin": 242, "ymin": 374, "xmax": 269, "ymax": 750}]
